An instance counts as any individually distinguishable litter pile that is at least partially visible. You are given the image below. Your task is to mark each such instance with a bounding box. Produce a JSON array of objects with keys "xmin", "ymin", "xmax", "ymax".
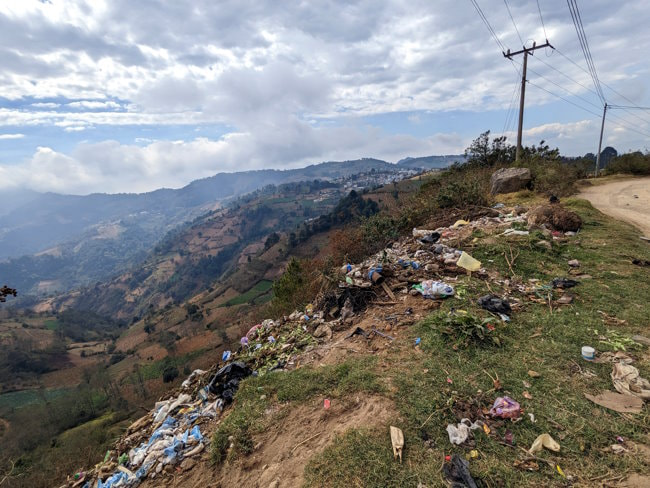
[{"xmin": 62, "ymin": 202, "xmax": 590, "ymax": 487}]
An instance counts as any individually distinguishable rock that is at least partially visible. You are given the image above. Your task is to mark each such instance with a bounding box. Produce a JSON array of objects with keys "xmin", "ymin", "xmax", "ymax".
[
  {"xmin": 313, "ymin": 324, "xmax": 333, "ymax": 340},
  {"xmin": 535, "ymin": 240, "xmax": 552, "ymax": 250},
  {"xmin": 514, "ymin": 205, "xmax": 529, "ymax": 215},
  {"xmin": 180, "ymin": 458, "xmax": 196, "ymax": 471},
  {"xmin": 568, "ymin": 259, "xmax": 580, "ymax": 267},
  {"xmin": 527, "ymin": 205, "xmax": 582, "ymax": 232},
  {"xmin": 490, "ymin": 167, "xmax": 532, "ymax": 195},
  {"xmin": 268, "ymin": 481, "xmax": 280, "ymax": 488}
]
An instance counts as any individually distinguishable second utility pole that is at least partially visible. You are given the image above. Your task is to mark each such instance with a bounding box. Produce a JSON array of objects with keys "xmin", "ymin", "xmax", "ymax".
[{"xmin": 504, "ymin": 40, "xmax": 553, "ymax": 162}]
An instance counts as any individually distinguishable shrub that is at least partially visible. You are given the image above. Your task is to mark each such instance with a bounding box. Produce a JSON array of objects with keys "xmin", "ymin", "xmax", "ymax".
[{"xmin": 607, "ymin": 151, "xmax": 650, "ymax": 175}]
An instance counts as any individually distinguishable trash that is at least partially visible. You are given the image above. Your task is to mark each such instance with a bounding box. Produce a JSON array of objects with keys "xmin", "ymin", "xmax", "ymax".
[
  {"xmin": 528, "ymin": 413, "xmax": 536, "ymax": 423},
  {"xmin": 419, "ymin": 232, "xmax": 441, "ymax": 244},
  {"xmin": 582, "ymin": 346, "xmax": 595, "ymax": 361},
  {"xmin": 442, "ymin": 454, "xmax": 478, "ymax": 488},
  {"xmin": 611, "ymin": 363, "xmax": 650, "ymax": 401},
  {"xmin": 413, "ymin": 280, "xmax": 454, "ymax": 299},
  {"xmin": 584, "ymin": 391, "xmax": 644, "ymax": 414},
  {"xmin": 528, "ymin": 434, "xmax": 560, "ymax": 455},
  {"xmin": 482, "ymin": 424, "xmax": 491, "ymax": 435},
  {"xmin": 514, "ymin": 459, "xmax": 540, "ymax": 471},
  {"xmin": 390, "ymin": 426, "xmax": 404, "ymax": 463},
  {"xmin": 451, "ymin": 219, "xmax": 470, "ymax": 228},
  {"xmin": 346, "ymin": 327, "xmax": 369, "ymax": 339},
  {"xmin": 502, "ymin": 228, "xmax": 529, "ymax": 236},
  {"xmin": 568, "ymin": 259, "xmax": 580, "ymax": 267},
  {"xmin": 208, "ymin": 362, "xmax": 253, "ymax": 404},
  {"xmin": 551, "ymin": 278, "xmax": 579, "ymax": 289},
  {"xmin": 489, "ymin": 396, "xmax": 521, "ymax": 419},
  {"xmin": 457, "ymin": 252, "xmax": 481, "ymax": 272},
  {"xmin": 492, "ymin": 203, "xmax": 505, "ymax": 209},
  {"xmin": 222, "ymin": 350, "xmax": 231, "ymax": 361},
  {"xmin": 324, "ymin": 399, "xmax": 331, "ymax": 410},
  {"xmin": 556, "ymin": 464, "xmax": 566, "ymax": 478},
  {"xmin": 468, "ymin": 449, "xmax": 479, "ymax": 459},
  {"xmin": 522, "ymin": 391, "xmax": 532, "ymax": 400},
  {"xmin": 477, "ymin": 295, "xmax": 511, "ymax": 315},
  {"xmin": 446, "ymin": 419, "xmax": 481, "ymax": 445},
  {"xmin": 415, "ymin": 337, "xmax": 421, "ymax": 345},
  {"xmin": 504, "ymin": 430, "xmax": 514, "ymax": 445}
]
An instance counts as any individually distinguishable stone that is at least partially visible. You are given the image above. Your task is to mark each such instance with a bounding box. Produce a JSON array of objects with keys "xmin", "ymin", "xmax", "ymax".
[
  {"xmin": 180, "ymin": 458, "xmax": 196, "ymax": 471},
  {"xmin": 527, "ymin": 205, "xmax": 582, "ymax": 232},
  {"xmin": 535, "ymin": 240, "xmax": 552, "ymax": 250},
  {"xmin": 490, "ymin": 167, "xmax": 532, "ymax": 195}
]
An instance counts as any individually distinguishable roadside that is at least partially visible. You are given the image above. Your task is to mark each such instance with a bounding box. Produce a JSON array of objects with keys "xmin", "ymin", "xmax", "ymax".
[{"xmin": 579, "ymin": 176, "xmax": 650, "ymax": 238}]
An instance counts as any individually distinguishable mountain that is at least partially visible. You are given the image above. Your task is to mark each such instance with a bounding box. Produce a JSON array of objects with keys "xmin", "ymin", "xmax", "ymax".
[
  {"xmin": 397, "ymin": 154, "xmax": 465, "ymax": 169},
  {"xmin": 0, "ymin": 158, "xmax": 401, "ymax": 262}
]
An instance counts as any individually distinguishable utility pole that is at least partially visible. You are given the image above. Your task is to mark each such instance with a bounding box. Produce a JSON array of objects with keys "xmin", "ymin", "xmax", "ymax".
[
  {"xmin": 594, "ymin": 103, "xmax": 607, "ymax": 177},
  {"xmin": 504, "ymin": 40, "xmax": 553, "ymax": 162}
]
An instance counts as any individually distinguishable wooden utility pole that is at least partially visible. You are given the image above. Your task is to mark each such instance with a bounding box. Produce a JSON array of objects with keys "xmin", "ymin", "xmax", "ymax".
[
  {"xmin": 594, "ymin": 103, "xmax": 607, "ymax": 177},
  {"xmin": 504, "ymin": 41, "xmax": 553, "ymax": 162}
]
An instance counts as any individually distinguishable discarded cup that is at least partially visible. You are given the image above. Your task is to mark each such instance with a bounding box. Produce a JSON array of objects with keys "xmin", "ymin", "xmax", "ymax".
[{"xmin": 581, "ymin": 346, "xmax": 595, "ymax": 361}]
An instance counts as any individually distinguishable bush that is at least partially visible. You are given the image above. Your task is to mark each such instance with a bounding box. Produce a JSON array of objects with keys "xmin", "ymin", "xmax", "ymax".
[
  {"xmin": 607, "ymin": 151, "xmax": 650, "ymax": 175},
  {"xmin": 162, "ymin": 364, "xmax": 179, "ymax": 383}
]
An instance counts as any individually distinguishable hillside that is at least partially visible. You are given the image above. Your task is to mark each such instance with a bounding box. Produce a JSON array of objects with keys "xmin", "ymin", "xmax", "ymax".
[{"xmin": 0, "ymin": 159, "xmax": 419, "ymax": 295}]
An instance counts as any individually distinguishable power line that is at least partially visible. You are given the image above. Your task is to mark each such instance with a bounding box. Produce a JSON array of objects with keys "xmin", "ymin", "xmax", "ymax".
[
  {"xmin": 536, "ymin": 0, "xmax": 548, "ymax": 40},
  {"xmin": 609, "ymin": 105, "xmax": 650, "ymax": 111},
  {"xmin": 527, "ymin": 81, "xmax": 650, "ymax": 138},
  {"xmin": 554, "ymin": 47, "xmax": 650, "ymax": 124},
  {"xmin": 527, "ymin": 66, "xmax": 602, "ymax": 110},
  {"xmin": 527, "ymin": 80, "xmax": 601, "ymax": 117},
  {"xmin": 502, "ymin": 74, "xmax": 521, "ymax": 138},
  {"xmin": 470, "ymin": 0, "xmax": 507, "ymax": 53},
  {"xmin": 566, "ymin": 0, "xmax": 605, "ymax": 103},
  {"xmin": 531, "ymin": 55, "xmax": 600, "ymax": 99},
  {"xmin": 503, "ymin": 0, "xmax": 524, "ymax": 47}
]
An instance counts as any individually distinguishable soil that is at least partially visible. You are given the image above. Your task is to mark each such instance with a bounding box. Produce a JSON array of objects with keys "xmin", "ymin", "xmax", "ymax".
[
  {"xmin": 579, "ymin": 177, "xmax": 650, "ymax": 237},
  {"xmin": 139, "ymin": 394, "xmax": 395, "ymax": 488}
]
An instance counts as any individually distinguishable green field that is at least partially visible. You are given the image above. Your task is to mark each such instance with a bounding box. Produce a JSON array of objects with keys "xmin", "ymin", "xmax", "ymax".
[
  {"xmin": 0, "ymin": 387, "xmax": 72, "ymax": 412},
  {"xmin": 221, "ymin": 280, "xmax": 273, "ymax": 307},
  {"xmin": 44, "ymin": 319, "xmax": 59, "ymax": 330}
]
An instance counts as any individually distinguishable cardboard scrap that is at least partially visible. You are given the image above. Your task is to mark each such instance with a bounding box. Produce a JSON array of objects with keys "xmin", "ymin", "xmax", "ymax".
[{"xmin": 584, "ymin": 391, "xmax": 643, "ymax": 414}]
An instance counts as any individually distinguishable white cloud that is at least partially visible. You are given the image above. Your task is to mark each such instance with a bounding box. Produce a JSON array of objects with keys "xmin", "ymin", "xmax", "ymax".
[
  {"xmin": 66, "ymin": 100, "xmax": 122, "ymax": 110},
  {"xmin": 0, "ymin": 0, "xmax": 649, "ymax": 193},
  {"xmin": 30, "ymin": 102, "xmax": 60, "ymax": 108},
  {"xmin": 0, "ymin": 133, "xmax": 25, "ymax": 139}
]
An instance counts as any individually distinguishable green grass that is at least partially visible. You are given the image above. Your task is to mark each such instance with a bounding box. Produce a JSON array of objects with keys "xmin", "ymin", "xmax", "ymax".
[
  {"xmin": 0, "ymin": 388, "xmax": 72, "ymax": 412},
  {"xmin": 134, "ymin": 349, "xmax": 206, "ymax": 381},
  {"xmin": 44, "ymin": 319, "xmax": 60, "ymax": 330},
  {"xmin": 220, "ymin": 280, "xmax": 273, "ymax": 307},
  {"xmin": 301, "ymin": 198, "xmax": 650, "ymax": 487},
  {"xmin": 211, "ymin": 357, "xmax": 383, "ymax": 463}
]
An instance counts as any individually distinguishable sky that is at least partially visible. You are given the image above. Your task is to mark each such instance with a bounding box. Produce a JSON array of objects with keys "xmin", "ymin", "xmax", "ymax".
[{"xmin": 0, "ymin": 0, "xmax": 648, "ymax": 195}]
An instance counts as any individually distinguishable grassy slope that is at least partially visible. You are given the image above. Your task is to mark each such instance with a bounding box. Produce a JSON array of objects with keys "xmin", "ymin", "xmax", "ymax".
[{"xmin": 218, "ymin": 197, "xmax": 650, "ymax": 487}]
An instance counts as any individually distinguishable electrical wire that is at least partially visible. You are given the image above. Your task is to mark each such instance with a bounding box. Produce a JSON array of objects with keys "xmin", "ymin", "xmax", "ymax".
[
  {"xmin": 566, "ymin": 0, "xmax": 605, "ymax": 103},
  {"xmin": 554, "ymin": 47, "xmax": 650, "ymax": 125},
  {"xmin": 501, "ymin": 74, "xmax": 521, "ymax": 138},
  {"xmin": 536, "ymin": 0, "xmax": 548, "ymax": 40},
  {"xmin": 470, "ymin": 0, "xmax": 507, "ymax": 53},
  {"xmin": 503, "ymin": 0, "xmax": 525, "ymax": 47}
]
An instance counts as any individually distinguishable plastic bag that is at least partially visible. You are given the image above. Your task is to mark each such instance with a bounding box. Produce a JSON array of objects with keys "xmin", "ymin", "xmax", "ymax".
[
  {"xmin": 413, "ymin": 280, "xmax": 454, "ymax": 299},
  {"xmin": 457, "ymin": 252, "xmax": 481, "ymax": 272},
  {"xmin": 489, "ymin": 396, "xmax": 521, "ymax": 418}
]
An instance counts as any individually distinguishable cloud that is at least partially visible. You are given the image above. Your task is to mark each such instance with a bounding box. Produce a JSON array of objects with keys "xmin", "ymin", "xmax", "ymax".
[
  {"xmin": 0, "ymin": 125, "xmax": 467, "ymax": 194},
  {"xmin": 0, "ymin": 133, "xmax": 25, "ymax": 139},
  {"xmin": 66, "ymin": 100, "xmax": 122, "ymax": 110},
  {"xmin": 0, "ymin": 0, "xmax": 649, "ymax": 194}
]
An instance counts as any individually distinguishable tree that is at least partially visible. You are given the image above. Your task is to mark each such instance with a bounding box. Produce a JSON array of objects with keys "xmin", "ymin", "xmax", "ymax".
[
  {"xmin": 464, "ymin": 131, "xmax": 514, "ymax": 168},
  {"xmin": 0, "ymin": 285, "xmax": 17, "ymax": 303}
]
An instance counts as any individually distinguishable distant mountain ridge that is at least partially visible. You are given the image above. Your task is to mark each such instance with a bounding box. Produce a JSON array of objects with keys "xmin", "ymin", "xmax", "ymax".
[{"xmin": 0, "ymin": 156, "xmax": 457, "ymax": 261}]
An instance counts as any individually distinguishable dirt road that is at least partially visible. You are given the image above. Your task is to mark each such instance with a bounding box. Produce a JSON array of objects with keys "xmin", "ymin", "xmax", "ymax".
[{"xmin": 579, "ymin": 177, "xmax": 650, "ymax": 237}]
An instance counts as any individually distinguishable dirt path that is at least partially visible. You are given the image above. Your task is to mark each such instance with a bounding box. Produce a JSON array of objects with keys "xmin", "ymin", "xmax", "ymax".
[{"xmin": 579, "ymin": 177, "xmax": 650, "ymax": 237}]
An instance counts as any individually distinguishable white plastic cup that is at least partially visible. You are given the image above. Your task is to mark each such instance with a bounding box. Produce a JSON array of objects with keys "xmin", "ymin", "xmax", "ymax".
[{"xmin": 582, "ymin": 346, "xmax": 595, "ymax": 361}]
